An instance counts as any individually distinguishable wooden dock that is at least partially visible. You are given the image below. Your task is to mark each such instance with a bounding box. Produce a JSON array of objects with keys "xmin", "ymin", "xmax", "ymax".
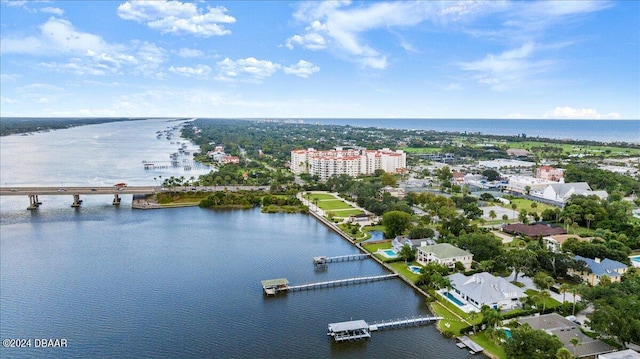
[
  {"xmin": 287, "ymin": 274, "xmax": 399, "ymax": 291},
  {"xmin": 457, "ymin": 336, "xmax": 483, "ymax": 354},
  {"xmin": 327, "ymin": 315, "xmax": 442, "ymax": 342},
  {"xmin": 313, "ymin": 253, "xmax": 371, "ymax": 264},
  {"xmin": 368, "ymin": 316, "xmax": 443, "ymax": 331},
  {"xmin": 261, "ymin": 274, "xmax": 399, "ymax": 294}
]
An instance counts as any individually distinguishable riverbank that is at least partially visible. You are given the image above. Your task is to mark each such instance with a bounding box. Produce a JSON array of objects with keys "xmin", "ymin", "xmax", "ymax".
[{"xmin": 299, "ymin": 191, "xmax": 505, "ymax": 358}]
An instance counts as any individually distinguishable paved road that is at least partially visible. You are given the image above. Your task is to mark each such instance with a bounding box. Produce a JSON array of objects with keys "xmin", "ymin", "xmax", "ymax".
[
  {"xmin": 0, "ymin": 185, "xmax": 269, "ymax": 196},
  {"xmin": 0, "ymin": 186, "xmax": 157, "ymax": 196}
]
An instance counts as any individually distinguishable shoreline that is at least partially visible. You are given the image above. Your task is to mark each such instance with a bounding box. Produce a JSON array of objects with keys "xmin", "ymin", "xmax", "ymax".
[{"xmin": 305, "ymin": 197, "xmax": 498, "ymax": 358}]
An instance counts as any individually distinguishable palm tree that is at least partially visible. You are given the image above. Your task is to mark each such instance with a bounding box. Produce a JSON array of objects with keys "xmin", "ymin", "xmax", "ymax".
[
  {"xmin": 559, "ymin": 283, "xmax": 571, "ymax": 303},
  {"xmin": 511, "ymin": 203, "xmax": 518, "ymax": 218},
  {"xmin": 468, "ymin": 310, "xmax": 479, "ymax": 335},
  {"xmin": 569, "ymin": 337, "xmax": 581, "ymax": 357},
  {"xmin": 585, "ymin": 214, "xmax": 595, "ymax": 230},
  {"xmin": 502, "ymin": 214, "xmax": 509, "ymax": 224},
  {"xmin": 556, "ymin": 347, "xmax": 573, "ymax": 359},
  {"xmin": 489, "ymin": 210, "xmax": 497, "ymax": 222},
  {"xmin": 564, "ymin": 217, "xmax": 573, "ymax": 232},
  {"xmin": 535, "ymin": 290, "xmax": 552, "ymax": 313}
]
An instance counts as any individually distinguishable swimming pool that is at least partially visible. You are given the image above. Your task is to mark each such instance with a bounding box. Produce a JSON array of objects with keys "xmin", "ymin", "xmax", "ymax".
[
  {"xmin": 631, "ymin": 255, "xmax": 640, "ymax": 268},
  {"xmin": 442, "ymin": 292, "xmax": 465, "ymax": 307},
  {"xmin": 408, "ymin": 265, "xmax": 421, "ymax": 274},
  {"xmin": 503, "ymin": 328, "xmax": 512, "ymax": 339},
  {"xmin": 381, "ymin": 249, "xmax": 398, "ymax": 258}
]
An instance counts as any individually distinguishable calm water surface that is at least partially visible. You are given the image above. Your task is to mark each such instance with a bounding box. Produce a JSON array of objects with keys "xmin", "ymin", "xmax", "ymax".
[{"xmin": 0, "ymin": 120, "xmax": 478, "ymax": 358}]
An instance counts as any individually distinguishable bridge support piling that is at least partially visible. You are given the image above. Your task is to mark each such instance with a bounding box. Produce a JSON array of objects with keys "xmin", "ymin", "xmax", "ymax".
[
  {"xmin": 113, "ymin": 194, "xmax": 121, "ymax": 205},
  {"xmin": 71, "ymin": 194, "xmax": 82, "ymax": 208},
  {"xmin": 27, "ymin": 195, "xmax": 40, "ymax": 210}
]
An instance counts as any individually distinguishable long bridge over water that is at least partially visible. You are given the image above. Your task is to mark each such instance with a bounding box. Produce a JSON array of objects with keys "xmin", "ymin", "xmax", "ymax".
[{"xmin": 0, "ymin": 185, "xmax": 267, "ymax": 210}]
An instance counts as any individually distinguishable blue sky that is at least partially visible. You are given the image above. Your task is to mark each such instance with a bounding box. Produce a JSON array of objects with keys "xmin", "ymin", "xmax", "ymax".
[{"xmin": 1, "ymin": 0, "xmax": 638, "ymax": 119}]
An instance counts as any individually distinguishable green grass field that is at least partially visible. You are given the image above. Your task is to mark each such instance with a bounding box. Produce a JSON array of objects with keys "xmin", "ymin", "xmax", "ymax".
[
  {"xmin": 329, "ymin": 209, "xmax": 365, "ymax": 217},
  {"xmin": 305, "ymin": 193, "xmax": 337, "ymax": 200},
  {"xmin": 398, "ymin": 147, "xmax": 442, "ymax": 154},
  {"xmin": 316, "ymin": 200, "xmax": 354, "ymax": 210},
  {"xmin": 505, "ymin": 141, "xmax": 640, "ymax": 157}
]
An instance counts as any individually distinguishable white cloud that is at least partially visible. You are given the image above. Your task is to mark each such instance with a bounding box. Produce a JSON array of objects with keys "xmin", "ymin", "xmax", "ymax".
[
  {"xmin": 117, "ymin": 0, "xmax": 236, "ymax": 37},
  {"xmin": 285, "ymin": 1, "xmax": 611, "ymax": 70},
  {"xmin": 215, "ymin": 57, "xmax": 281, "ymax": 83},
  {"xmin": 40, "ymin": 7, "xmax": 64, "ymax": 15},
  {"xmin": 543, "ymin": 106, "xmax": 621, "ymax": 119},
  {"xmin": 4, "ymin": 1, "xmax": 28, "ymax": 8},
  {"xmin": 1, "ymin": 18, "xmax": 168, "ymax": 78},
  {"xmin": 0, "ymin": 74, "xmax": 21, "ymax": 82},
  {"xmin": 16, "ymin": 83, "xmax": 64, "ymax": 93},
  {"xmin": 169, "ymin": 64, "xmax": 212, "ymax": 78},
  {"xmin": 282, "ymin": 60, "xmax": 320, "ymax": 78},
  {"xmin": 1, "ymin": 18, "xmax": 112, "ymax": 56},
  {"xmin": 285, "ymin": 1, "xmax": 502, "ymax": 69},
  {"xmin": 459, "ymin": 42, "xmax": 555, "ymax": 91},
  {"xmin": 176, "ymin": 47, "xmax": 204, "ymax": 58}
]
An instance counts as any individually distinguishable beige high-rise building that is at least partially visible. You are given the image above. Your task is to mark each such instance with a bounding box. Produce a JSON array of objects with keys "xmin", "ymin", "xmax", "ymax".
[{"xmin": 291, "ymin": 147, "xmax": 406, "ymax": 180}]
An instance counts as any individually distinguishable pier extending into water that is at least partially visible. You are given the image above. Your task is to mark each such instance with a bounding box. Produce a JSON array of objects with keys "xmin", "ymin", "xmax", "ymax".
[
  {"xmin": 261, "ymin": 273, "xmax": 398, "ymax": 295},
  {"xmin": 313, "ymin": 253, "xmax": 371, "ymax": 268},
  {"xmin": 327, "ymin": 315, "xmax": 443, "ymax": 342}
]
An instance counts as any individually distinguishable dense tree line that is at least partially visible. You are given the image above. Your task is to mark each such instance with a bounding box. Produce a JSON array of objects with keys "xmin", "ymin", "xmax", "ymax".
[
  {"xmin": 199, "ymin": 191, "xmax": 262, "ymax": 209},
  {"xmin": 581, "ymin": 269, "xmax": 640, "ymax": 348},
  {"xmin": 564, "ymin": 164, "xmax": 640, "ymax": 195},
  {"xmin": 1, "ymin": 117, "xmax": 142, "ymax": 136}
]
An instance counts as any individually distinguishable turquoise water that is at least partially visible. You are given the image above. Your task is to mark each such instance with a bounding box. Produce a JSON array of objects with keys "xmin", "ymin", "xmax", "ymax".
[
  {"xmin": 503, "ymin": 329, "xmax": 512, "ymax": 339},
  {"xmin": 631, "ymin": 256, "xmax": 640, "ymax": 262},
  {"xmin": 443, "ymin": 292, "xmax": 465, "ymax": 307},
  {"xmin": 384, "ymin": 249, "xmax": 397, "ymax": 257},
  {"xmin": 408, "ymin": 266, "xmax": 421, "ymax": 274}
]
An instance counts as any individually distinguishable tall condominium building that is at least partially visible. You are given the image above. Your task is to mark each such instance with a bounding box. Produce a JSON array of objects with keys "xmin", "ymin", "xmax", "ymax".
[{"xmin": 291, "ymin": 147, "xmax": 406, "ymax": 180}]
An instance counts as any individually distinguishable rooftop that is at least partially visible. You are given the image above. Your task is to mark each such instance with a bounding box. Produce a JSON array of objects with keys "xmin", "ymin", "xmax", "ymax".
[
  {"xmin": 574, "ymin": 255, "xmax": 627, "ymax": 277},
  {"xmin": 418, "ymin": 243, "xmax": 471, "ymax": 259},
  {"xmin": 518, "ymin": 313, "xmax": 614, "ymax": 358},
  {"xmin": 503, "ymin": 223, "xmax": 567, "ymax": 237}
]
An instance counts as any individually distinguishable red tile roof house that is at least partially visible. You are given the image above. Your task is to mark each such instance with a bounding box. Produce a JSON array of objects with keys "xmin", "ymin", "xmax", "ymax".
[{"xmin": 503, "ymin": 223, "xmax": 567, "ymax": 238}]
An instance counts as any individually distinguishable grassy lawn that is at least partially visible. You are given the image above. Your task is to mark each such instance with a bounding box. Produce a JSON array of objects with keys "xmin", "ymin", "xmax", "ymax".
[
  {"xmin": 509, "ymin": 198, "xmax": 556, "ymax": 214},
  {"xmin": 525, "ymin": 289, "xmax": 561, "ymax": 310},
  {"xmin": 430, "ymin": 301, "xmax": 473, "ymax": 335},
  {"xmin": 330, "ymin": 209, "xmax": 365, "ymax": 217},
  {"xmin": 506, "ymin": 141, "xmax": 640, "ymax": 157},
  {"xmin": 398, "ymin": 147, "xmax": 442, "ymax": 154},
  {"xmin": 317, "ymin": 200, "xmax": 355, "ymax": 210},
  {"xmin": 362, "ymin": 241, "xmax": 396, "ymax": 261},
  {"xmin": 305, "ymin": 193, "xmax": 337, "ymax": 200},
  {"xmin": 388, "ymin": 261, "xmax": 421, "ymax": 283},
  {"xmin": 471, "ymin": 332, "xmax": 507, "ymax": 359}
]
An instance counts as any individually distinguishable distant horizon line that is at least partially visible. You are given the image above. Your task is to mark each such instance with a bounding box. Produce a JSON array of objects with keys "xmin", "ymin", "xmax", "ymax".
[{"xmin": 1, "ymin": 117, "xmax": 639, "ymax": 121}]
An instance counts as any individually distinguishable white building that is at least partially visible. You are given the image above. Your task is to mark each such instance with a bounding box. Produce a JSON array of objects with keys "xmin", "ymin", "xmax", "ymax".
[
  {"xmin": 444, "ymin": 272, "xmax": 527, "ymax": 312},
  {"xmin": 415, "ymin": 243, "xmax": 473, "ymax": 270},
  {"xmin": 541, "ymin": 182, "xmax": 608, "ymax": 204},
  {"xmin": 478, "ymin": 159, "xmax": 536, "ymax": 170},
  {"xmin": 291, "ymin": 147, "xmax": 406, "ymax": 180}
]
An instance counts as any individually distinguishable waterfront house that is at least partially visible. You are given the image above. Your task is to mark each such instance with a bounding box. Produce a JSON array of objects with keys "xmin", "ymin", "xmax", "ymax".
[
  {"xmin": 569, "ymin": 255, "xmax": 628, "ymax": 285},
  {"xmin": 445, "ymin": 272, "xmax": 527, "ymax": 311},
  {"xmin": 415, "ymin": 243, "xmax": 473, "ymax": 270},
  {"xmin": 391, "ymin": 236, "xmax": 435, "ymax": 252},
  {"xmin": 518, "ymin": 313, "xmax": 614, "ymax": 358}
]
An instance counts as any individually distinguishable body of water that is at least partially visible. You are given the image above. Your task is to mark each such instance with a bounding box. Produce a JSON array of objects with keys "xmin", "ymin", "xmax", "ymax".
[
  {"xmin": 0, "ymin": 120, "xmax": 479, "ymax": 358},
  {"xmin": 307, "ymin": 119, "xmax": 640, "ymax": 144}
]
